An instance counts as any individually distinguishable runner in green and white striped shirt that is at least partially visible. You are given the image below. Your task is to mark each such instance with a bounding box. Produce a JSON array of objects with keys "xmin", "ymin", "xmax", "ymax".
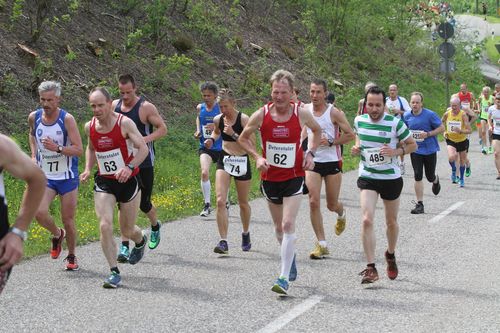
[
  {"xmin": 354, "ymin": 113, "xmax": 411, "ymax": 180},
  {"xmin": 351, "ymin": 86, "xmax": 417, "ymax": 286}
]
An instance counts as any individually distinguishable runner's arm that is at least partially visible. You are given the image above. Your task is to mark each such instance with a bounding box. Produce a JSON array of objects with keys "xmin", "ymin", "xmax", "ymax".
[
  {"xmin": 27, "ymin": 112, "xmax": 37, "ymax": 160},
  {"xmin": 0, "ymin": 134, "xmax": 46, "ymax": 232},
  {"xmin": 81, "ymin": 122, "xmax": 96, "ymax": 181},
  {"xmin": 331, "ymin": 108, "xmax": 355, "ymax": 145},
  {"xmin": 194, "ymin": 105, "xmax": 201, "ymax": 138},
  {"xmin": 205, "ymin": 114, "xmax": 222, "ymax": 149},
  {"xmin": 239, "ymin": 108, "xmax": 264, "ymax": 160},
  {"xmin": 0, "ymin": 135, "xmax": 45, "ymax": 271},
  {"xmin": 143, "ymin": 102, "xmax": 167, "ymax": 143},
  {"xmin": 460, "ymin": 114, "xmax": 472, "ymax": 135},
  {"xmin": 122, "ymin": 117, "xmax": 148, "ymax": 167},
  {"xmin": 61, "ymin": 114, "xmax": 83, "ymax": 157}
]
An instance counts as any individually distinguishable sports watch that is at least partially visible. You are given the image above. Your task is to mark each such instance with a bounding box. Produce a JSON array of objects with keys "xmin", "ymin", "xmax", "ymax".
[{"xmin": 9, "ymin": 227, "xmax": 27, "ymax": 241}]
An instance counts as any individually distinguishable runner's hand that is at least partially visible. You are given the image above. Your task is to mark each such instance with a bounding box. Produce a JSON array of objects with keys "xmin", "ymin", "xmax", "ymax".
[
  {"xmin": 256, "ymin": 156, "xmax": 269, "ymax": 173},
  {"xmin": 80, "ymin": 170, "xmax": 91, "ymax": 182},
  {"xmin": 351, "ymin": 145, "xmax": 361, "ymax": 156},
  {"xmin": 204, "ymin": 139, "xmax": 213, "ymax": 149},
  {"xmin": 115, "ymin": 167, "xmax": 132, "ymax": 183},
  {"xmin": 0, "ymin": 234, "xmax": 23, "ymax": 272},
  {"xmin": 302, "ymin": 152, "xmax": 315, "ymax": 171}
]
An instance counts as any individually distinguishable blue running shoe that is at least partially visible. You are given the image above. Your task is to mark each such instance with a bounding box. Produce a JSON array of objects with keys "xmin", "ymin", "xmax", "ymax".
[
  {"xmin": 214, "ymin": 240, "xmax": 228, "ymax": 254},
  {"xmin": 460, "ymin": 178, "xmax": 465, "ymax": 187},
  {"xmin": 241, "ymin": 232, "xmax": 251, "ymax": 251},
  {"xmin": 117, "ymin": 244, "xmax": 129, "ymax": 263},
  {"xmin": 129, "ymin": 235, "xmax": 147, "ymax": 265},
  {"xmin": 149, "ymin": 222, "xmax": 161, "ymax": 250},
  {"xmin": 271, "ymin": 277, "xmax": 289, "ymax": 295},
  {"xmin": 103, "ymin": 272, "xmax": 121, "ymax": 288},
  {"xmin": 289, "ymin": 254, "xmax": 297, "ymax": 282},
  {"xmin": 451, "ymin": 172, "xmax": 458, "ymax": 184}
]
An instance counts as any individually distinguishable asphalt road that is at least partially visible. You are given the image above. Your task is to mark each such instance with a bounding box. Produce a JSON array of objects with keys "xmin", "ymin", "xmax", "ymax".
[
  {"xmin": 1, "ymin": 132, "xmax": 499, "ymax": 332},
  {"xmin": 455, "ymin": 15, "xmax": 500, "ymax": 82}
]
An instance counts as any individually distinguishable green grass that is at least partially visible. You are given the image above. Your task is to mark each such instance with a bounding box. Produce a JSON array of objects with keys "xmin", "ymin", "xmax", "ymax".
[{"xmin": 484, "ymin": 35, "xmax": 500, "ymax": 63}]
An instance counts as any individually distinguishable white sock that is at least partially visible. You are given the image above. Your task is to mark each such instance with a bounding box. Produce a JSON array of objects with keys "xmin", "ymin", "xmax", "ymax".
[
  {"xmin": 201, "ymin": 180, "xmax": 211, "ymax": 204},
  {"xmin": 319, "ymin": 240, "xmax": 327, "ymax": 248},
  {"xmin": 280, "ymin": 233, "xmax": 297, "ymax": 281}
]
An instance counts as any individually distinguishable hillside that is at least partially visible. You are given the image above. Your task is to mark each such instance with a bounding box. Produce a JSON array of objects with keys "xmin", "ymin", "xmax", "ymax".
[{"xmin": 0, "ymin": 0, "xmax": 484, "ymax": 134}]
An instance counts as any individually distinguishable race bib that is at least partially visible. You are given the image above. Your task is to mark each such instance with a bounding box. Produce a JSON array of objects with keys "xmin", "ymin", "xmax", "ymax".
[
  {"xmin": 40, "ymin": 151, "xmax": 68, "ymax": 174},
  {"xmin": 411, "ymin": 130, "xmax": 425, "ymax": 142},
  {"xmin": 447, "ymin": 120, "xmax": 461, "ymax": 133},
  {"xmin": 363, "ymin": 147, "xmax": 390, "ymax": 167},
  {"xmin": 202, "ymin": 124, "xmax": 213, "ymax": 137},
  {"xmin": 461, "ymin": 102, "xmax": 470, "ymax": 110},
  {"xmin": 495, "ymin": 119, "xmax": 500, "ymax": 128},
  {"xmin": 266, "ymin": 142, "xmax": 296, "ymax": 168},
  {"xmin": 96, "ymin": 148, "xmax": 125, "ymax": 175},
  {"xmin": 223, "ymin": 155, "xmax": 248, "ymax": 177}
]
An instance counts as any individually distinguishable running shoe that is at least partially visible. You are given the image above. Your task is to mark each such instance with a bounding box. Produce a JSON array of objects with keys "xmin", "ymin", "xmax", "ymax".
[
  {"xmin": 271, "ymin": 277, "xmax": 289, "ymax": 295},
  {"xmin": 148, "ymin": 222, "xmax": 161, "ymax": 250},
  {"xmin": 482, "ymin": 147, "xmax": 487, "ymax": 155},
  {"xmin": 432, "ymin": 175, "xmax": 441, "ymax": 195},
  {"xmin": 103, "ymin": 272, "xmax": 121, "ymax": 288},
  {"xmin": 50, "ymin": 228, "xmax": 66, "ymax": 259},
  {"xmin": 451, "ymin": 172, "xmax": 458, "ymax": 184},
  {"xmin": 213, "ymin": 240, "xmax": 228, "ymax": 254},
  {"xmin": 489, "ymin": 146, "xmax": 494, "ymax": 154},
  {"xmin": 465, "ymin": 164, "xmax": 471, "ymax": 177},
  {"xmin": 64, "ymin": 254, "xmax": 79, "ymax": 271},
  {"xmin": 335, "ymin": 209, "xmax": 347, "ymax": 236},
  {"xmin": 200, "ymin": 203, "xmax": 211, "ymax": 217},
  {"xmin": 309, "ymin": 242, "xmax": 329, "ymax": 259},
  {"xmin": 497, "ymin": 175, "xmax": 500, "ymax": 180},
  {"xmin": 385, "ymin": 251, "xmax": 398, "ymax": 280},
  {"xmin": 129, "ymin": 234, "xmax": 147, "ymax": 265},
  {"xmin": 459, "ymin": 178, "xmax": 465, "ymax": 188},
  {"xmin": 289, "ymin": 254, "xmax": 297, "ymax": 282},
  {"xmin": 359, "ymin": 266, "xmax": 379, "ymax": 285},
  {"xmin": 117, "ymin": 244, "xmax": 130, "ymax": 263},
  {"xmin": 410, "ymin": 201, "xmax": 424, "ymax": 214},
  {"xmin": 241, "ymin": 232, "xmax": 251, "ymax": 251}
]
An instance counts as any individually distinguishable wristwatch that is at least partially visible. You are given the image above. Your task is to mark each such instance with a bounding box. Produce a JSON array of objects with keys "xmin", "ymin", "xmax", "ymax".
[
  {"xmin": 9, "ymin": 227, "xmax": 27, "ymax": 241},
  {"xmin": 127, "ymin": 163, "xmax": 135, "ymax": 171},
  {"xmin": 57, "ymin": 145, "xmax": 63, "ymax": 153},
  {"xmin": 328, "ymin": 138, "xmax": 334, "ymax": 147}
]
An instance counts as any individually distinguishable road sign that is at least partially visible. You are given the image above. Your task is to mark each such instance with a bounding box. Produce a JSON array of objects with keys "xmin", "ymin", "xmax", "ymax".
[
  {"xmin": 438, "ymin": 42, "xmax": 456, "ymax": 58},
  {"xmin": 437, "ymin": 22, "xmax": 454, "ymax": 39},
  {"xmin": 440, "ymin": 59, "xmax": 456, "ymax": 72}
]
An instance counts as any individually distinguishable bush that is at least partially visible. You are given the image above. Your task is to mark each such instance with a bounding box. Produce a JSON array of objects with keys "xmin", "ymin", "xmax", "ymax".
[{"xmin": 172, "ymin": 33, "xmax": 195, "ymax": 53}]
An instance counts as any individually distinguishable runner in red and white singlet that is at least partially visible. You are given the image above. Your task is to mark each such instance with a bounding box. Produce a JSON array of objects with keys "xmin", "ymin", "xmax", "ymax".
[{"xmin": 239, "ymin": 69, "xmax": 321, "ymax": 296}]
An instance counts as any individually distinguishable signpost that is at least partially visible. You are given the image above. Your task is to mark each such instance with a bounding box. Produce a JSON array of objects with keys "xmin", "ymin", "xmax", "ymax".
[{"xmin": 437, "ymin": 22, "xmax": 455, "ymax": 106}]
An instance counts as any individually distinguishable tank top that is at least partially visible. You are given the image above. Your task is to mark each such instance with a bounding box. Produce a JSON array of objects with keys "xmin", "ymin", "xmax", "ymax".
[
  {"xmin": 199, "ymin": 103, "xmax": 222, "ymax": 151},
  {"xmin": 458, "ymin": 91, "xmax": 472, "ymax": 110},
  {"xmin": 260, "ymin": 102, "xmax": 304, "ymax": 181},
  {"xmin": 479, "ymin": 95, "xmax": 493, "ymax": 120},
  {"xmin": 219, "ymin": 112, "xmax": 243, "ymax": 142},
  {"xmin": 34, "ymin": 109, "xmax": 79, "ymax": 180},
  {"xmin": 306, "ymin": 104, "xmax": 341, "ymax": 163},
  {"xmin": 90, "ymin": 114, "xmax": 139, "ymax": 179},
  {"xmin": 444, "ymin": 108, "xmax": 467, "ymax": 143},
  {"xmin": 115, "ymin": 96, "xmax": 154, "ymax": 168},
  {"xmin": 0, "ymin": 169, "xmax": 8, "ymax": 240}
]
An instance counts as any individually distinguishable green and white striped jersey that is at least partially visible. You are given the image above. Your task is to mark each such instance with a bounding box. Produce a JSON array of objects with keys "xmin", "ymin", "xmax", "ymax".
[{"xmin": 354, "ymin": 113, "xmax": 411, "ymax": 180}]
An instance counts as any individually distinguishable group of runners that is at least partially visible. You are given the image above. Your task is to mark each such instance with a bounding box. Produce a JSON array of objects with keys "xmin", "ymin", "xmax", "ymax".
[{"xmin": 0, "ymin": 69, "xmax": 499, "ymax": 296}]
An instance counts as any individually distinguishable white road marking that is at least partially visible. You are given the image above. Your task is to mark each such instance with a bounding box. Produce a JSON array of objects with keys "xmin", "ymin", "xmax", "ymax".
[
  {"xmin": 256, "ymin": 295, "xmax": 324, "ymax": 333},
  {"xmin": 428, "ymin": 201, "xmax": 464, "ymax": 223}
]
